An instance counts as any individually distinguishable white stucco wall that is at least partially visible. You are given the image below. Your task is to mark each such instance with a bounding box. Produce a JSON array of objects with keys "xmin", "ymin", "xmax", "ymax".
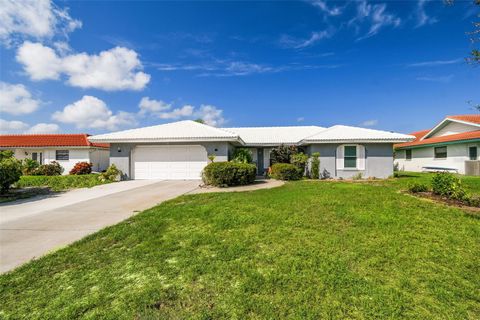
[
  {"xmin": 10, "ymin": 148, "xmax": 109, "ymax": 174},
  {"xmin": 395, "ymin": 142, "xmax": 480, "ymax": 174}
]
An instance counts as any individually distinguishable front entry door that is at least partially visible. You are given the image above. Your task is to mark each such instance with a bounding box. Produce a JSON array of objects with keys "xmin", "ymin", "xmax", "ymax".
[{"xmin": 257, "ymin": 148, "xmax": 264, "ymax": 175}]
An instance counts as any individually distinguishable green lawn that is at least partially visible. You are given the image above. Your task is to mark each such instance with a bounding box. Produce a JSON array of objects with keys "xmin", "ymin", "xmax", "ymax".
[{"xmin": 1, "ymin": 175, "xmax": 479, "ymax": 319}]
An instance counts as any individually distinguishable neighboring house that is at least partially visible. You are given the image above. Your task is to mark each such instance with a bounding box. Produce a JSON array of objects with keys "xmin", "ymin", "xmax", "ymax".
[
  {"xmin": 395, "ymin": 115, "xmax": 480, "ymax": 174},
  {"xmin": 0, "ymin": 134, "xmax": 110, "ymax": 174},
  {"xmin": 88, "ymin": 120, "xmax": 413, "ymax": 180}
]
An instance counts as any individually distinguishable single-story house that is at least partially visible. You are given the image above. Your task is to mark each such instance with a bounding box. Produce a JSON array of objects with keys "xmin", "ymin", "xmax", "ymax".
[
  {"xmin": 0, "ymin": 134, "xmax": 110, "ymax": 174},
  {"xmin": 395, "ymin": 115, "xmax": 480, "ymax": 175},
  {"xmin": 88, "ymin": 120, "xmax": 413, "ymax": 180}
]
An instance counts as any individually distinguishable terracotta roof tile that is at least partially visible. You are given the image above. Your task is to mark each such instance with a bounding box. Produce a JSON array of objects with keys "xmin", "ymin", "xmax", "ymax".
[
  {"xmin": 447, "ymin": 114, "xmax": 480, "ymax": 125},
  {"xmin": 0, "ymin": 134, "xmax": 109, "ymax": 148},
  {"xmin": 395, "ymin": 130, "xmax": 480, "ymax": 149}
]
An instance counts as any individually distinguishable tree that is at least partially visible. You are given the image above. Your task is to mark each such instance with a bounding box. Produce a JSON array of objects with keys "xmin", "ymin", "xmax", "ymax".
[
  {"xmin": 194, "ymin": 119, "xmax": 205, "ymax": 124},
  {"xmin": 446, "ymin": 0, "xmax": 480, "ymax": 64},
  {"xmin": 270, "ymin": 145, "xmax": 299, "ymax": 164}
]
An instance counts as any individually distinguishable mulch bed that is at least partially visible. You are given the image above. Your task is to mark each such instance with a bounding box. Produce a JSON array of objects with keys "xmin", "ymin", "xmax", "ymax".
[{"xmin": 406, "ymin": 191, "xmax": 480, "ymax": 214}]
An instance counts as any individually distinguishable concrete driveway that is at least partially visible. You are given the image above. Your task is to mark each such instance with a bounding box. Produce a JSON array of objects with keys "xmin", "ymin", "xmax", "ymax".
[{"xmin": 0, "ymin": 180, "xmax": 199, "ymax": 273}]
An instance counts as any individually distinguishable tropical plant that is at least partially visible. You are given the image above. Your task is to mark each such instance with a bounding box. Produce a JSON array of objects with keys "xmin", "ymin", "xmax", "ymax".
[
  {"xmin": 310, "ymin": 152, "xmax": 320, "ymax": 179},
  {"xmin": 0, "ymin": 150, "xmax": 14, "ymax": 161},
  {"xmin": 270, "ymin": 145, "xmax": 298, "ymax": 164},
  {"xmin": 232, "ymin": 148, "xmax": 253, "ymax": 164},
  {"xmin": 21, "ymin": 158, "xmax": 40, "ymax": 175}
]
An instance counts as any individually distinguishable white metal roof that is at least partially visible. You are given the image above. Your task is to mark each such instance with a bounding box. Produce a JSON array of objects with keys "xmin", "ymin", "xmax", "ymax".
[
  {"xmin": 302, "ymin": 125, "xmax": 415, "ymax": 143},
  {"xmin": 88, "ymin": 120, "xmax": 243, "ymax": 143},
  {"xmin": 222, "ymin": 126, "xmax": 326, "ymax": 145}
]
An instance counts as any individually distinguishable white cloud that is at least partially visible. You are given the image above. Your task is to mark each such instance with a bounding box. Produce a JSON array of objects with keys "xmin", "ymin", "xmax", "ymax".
[
  {"xmin": 195, "ymin": 105, "xmax": 225, "ymax": 127},
  {"xmin": 407, "ymin": 58, "xmax": 462, "ymax": 67},
  {"xmin": 0, "ymin": 119, "xmax": 29, "ymax": 133},
  {"xmin": 158, "ymin": 105, "xmax": 195, "ymax": 119},
  {"xmin": 360, "ymin": 119, "xmax": 378, "ymax": 127},
  {"xmin": 0, "ymin": 0, "xmax": 81, "ymax": 46},
  {"xmin": 279, "ymin": 30, "xmax": 333, "ymax": 49},
  {"xmin": 0, "ymin": 82, "xmax": 41, "ymax": 115},
  {"xmin": 16, "ymin": 42, "xmax": 151, "ymax": 91},
  {"xmin": 309, "ymin": 0, "xmax": 343, "ymax": 16},
  {"xmin": 416, "ymin": 75, "xmax": 453, "ymax": 83},
  {"xmin": 350, "ymin": 1, "xmax": 401, "ymax": 40},
  {"xmin": 139, "ymin": 97, "xmax": 171, "ymax": 114},
  {"xmin": 137, "ymin": 97, "xmax": 226, "ymax": 127},
  {"xmin": 297, "ymin": 117, "xmax": 305, "ymax": 122},
  {"xmin": 415, "ymin": 0, "xmax": 437, "ymax": 28},
  {"xmin": 27, "ymin": 123, "xmax": 59, "ymax": 133},
  {"xmin": 53, "ymin": 95, "xmax": 137, "ymax": 130}
]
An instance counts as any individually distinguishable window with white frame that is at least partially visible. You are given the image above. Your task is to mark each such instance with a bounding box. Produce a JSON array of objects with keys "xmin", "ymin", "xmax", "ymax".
[
  {"xmin": 336, "ymin": 144, "xmax": 365, "ymax": 170},
  {"xmin": 55, "ymin": 150, "xmax": 69, "ymax": 161},
  {"xmin": 344, "ymin": 146, "xmax": 357, "ymax": 168}
]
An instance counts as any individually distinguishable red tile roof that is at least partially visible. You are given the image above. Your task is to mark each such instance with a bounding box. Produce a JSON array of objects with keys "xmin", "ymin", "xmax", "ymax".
[
  {"xmin": 447, "ymin": 114, "xmax": 480, "ymax": 125},
  {"xmin": 0, "ymin": 134, "xmax": 109, "ymax": 148},
  {"xmin": 395, "ymin": 130, "xmax": 480, "ymax": 149}
]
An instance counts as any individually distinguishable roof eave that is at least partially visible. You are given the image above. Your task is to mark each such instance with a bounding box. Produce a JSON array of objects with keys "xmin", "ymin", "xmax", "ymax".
[
  {"xmin": 301, "ymin": 139, "xmax": 414, "ymax": 144},
  {"xmin": 88, "ymin": 136, "xmax": 243, "ymax": 144},
  {"xmin": 395, "ymin": 137, "xmax": 480, "ymax": 150}
]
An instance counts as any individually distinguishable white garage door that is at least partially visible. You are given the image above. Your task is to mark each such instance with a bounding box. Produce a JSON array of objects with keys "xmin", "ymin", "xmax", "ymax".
[{"xmin": 133, "ymin": 145, "xmax": 208, "ymax": 180}]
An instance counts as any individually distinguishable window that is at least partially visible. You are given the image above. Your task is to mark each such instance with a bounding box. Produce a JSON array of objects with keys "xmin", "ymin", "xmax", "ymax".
[
  {"xmin": 434, "ymin": 146, "xmax": 447, "ymax": 159},
  {"xmin": 469, "ymin": 146, "xmax": 478, "ymax": 160},
  {"xmin": 55, "ymin": 150, "xmax": 69, "ymax": 161},
  {"xmin": 344, "ymin": 146, "xmax": 357, "ymax": 168},
  {"xmin": 406, "ymin": 149, "xmax": 412, "ymax": 160}
]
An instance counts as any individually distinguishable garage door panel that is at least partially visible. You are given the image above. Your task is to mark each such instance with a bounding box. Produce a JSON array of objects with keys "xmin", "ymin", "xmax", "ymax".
[{"xmin": 134, "ymin": 145, "xmax": 207, "ymax": 180}]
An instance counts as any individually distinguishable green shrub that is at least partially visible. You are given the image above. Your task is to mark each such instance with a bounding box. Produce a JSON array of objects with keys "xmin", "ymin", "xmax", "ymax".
[
  {"xmin": 21, "ymin": 158, "xmax": 40, "ymax": 175},
  {"xmin": 431, "ymin": 172, "xmax": 467, "ymax": 200},
  {"xmin": 232, "ymin": 148, "xmax": 253, "ymax": 164},
  {"xmin": 0, "ymin": 150, "xmax": 14, "ymax": 161},
  {"xmin": 33, "ymin": 161, "xmax": 63, "ymax": 176},
  {"xmin": 408, "ymin": 182, "xmax": 429, "ymax": 193},
  {"xmin": 310, "ymin": 152, "xmax": 320, "ymax": 179},
  {"xmin": 70, "ymin": 162, "xmax": 92, "ymax": 175},
  {"xmin": 0, "ymin": 157, "xmax": 22, "ymax": 193},
  {"xmin": 16, "ymin": 174, "xmax": 111, "ymax": 191},
  {"xmin": 270, "ymin": 163, "xmax": 302, "ymax": 181},
  {"xmin": 98, "ymin": 164, "xmax": 122, "ymax": 182},
  {"xmin": 270, "ymin": 145, "xmax": 299, "ymax": 164},
  {"xmin": 202, "ymin": 162, "xmax": 256, "ymax": 187},
  {"xmin": 291, "ymin": 153, "xmax": 308, "ymax": 175}
]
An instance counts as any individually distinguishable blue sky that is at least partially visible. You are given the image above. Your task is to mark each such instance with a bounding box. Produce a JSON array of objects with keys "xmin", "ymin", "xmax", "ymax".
[{"xmin": 0, "ymin": 0, "xmax": 479, "ymax": 135}]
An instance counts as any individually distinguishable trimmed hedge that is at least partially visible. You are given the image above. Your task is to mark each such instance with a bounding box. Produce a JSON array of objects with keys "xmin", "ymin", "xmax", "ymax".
[
  {"xmin": 270, "ymin": 163, "xmax": 302, "ymax": 181},
  {"xmin": 202, "ymin": 162, "xmax": 256, "ymax": 187},
  {"xmin": 16, "ymin": 174, "xmax": 112, "ymax": 191}
]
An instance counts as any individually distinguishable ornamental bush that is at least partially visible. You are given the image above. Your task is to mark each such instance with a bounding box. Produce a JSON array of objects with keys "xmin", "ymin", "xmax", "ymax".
[
  {"xmin": 431, "ymin": 172, "xmax": 467, "ymax": 200},
  {"xmin": 0, "ymin": 157, "xmax": 22, "ymax": 193},
  {"xmin": 290, "ymin": 153, "xmax": 308, "ymax": 174},
  {"xmin": 202, "ymin": 162, "xmax": 256, "ymax": 187},
  {"xmin": 270, "ymin": 163, "xmax": 302, "ymax": 181},
  {"xmin": 70, "ymin": 162, "xmax": 93, "ymax": 175},
  {"xmin": 98, "ymin": 164, "xmax": 122, "ymax": 182},
  {"xmin": 33, "ymin": 161, "xmax": 64, "ymax": 176},
  {"xmin": 408, "ymin": 182, "xmax": 429, "ymax": 193}
]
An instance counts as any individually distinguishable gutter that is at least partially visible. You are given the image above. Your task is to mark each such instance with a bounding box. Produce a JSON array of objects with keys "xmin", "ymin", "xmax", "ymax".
[{"xmin": 395, "ymin": 138, "xmax": 480, "ymax": 150}]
